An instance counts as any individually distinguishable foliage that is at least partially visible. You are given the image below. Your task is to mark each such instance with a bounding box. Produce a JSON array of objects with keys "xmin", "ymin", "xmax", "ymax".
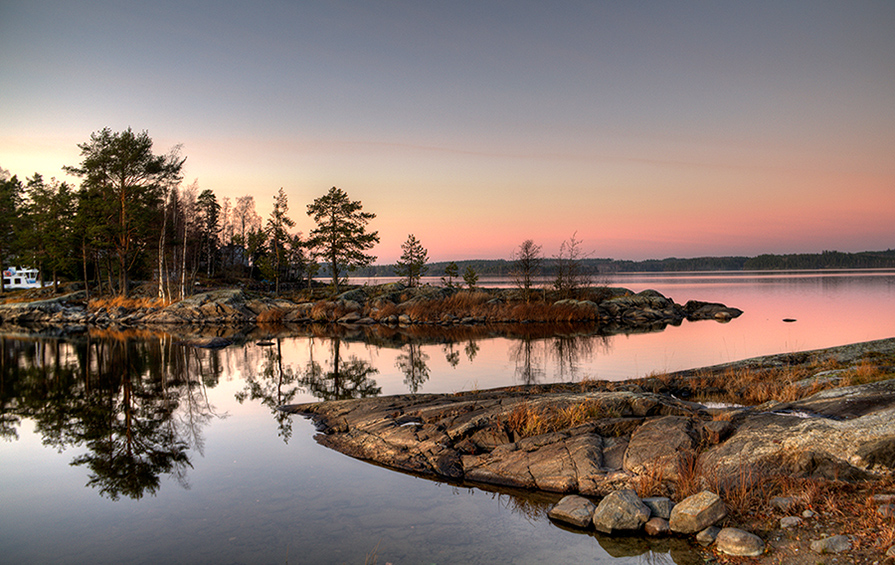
[
  {"xmin": 441, "ymin": 261, "xmax": 459, "ymax": 287},
  {"xmin": 262, "ymin": 188, "xmax": 297, "ymax": 294},
  {"xmin": 306, "ymin": 186, "xmax": 379, "ymax": 293},
  {"xmin": 0, "ymin": 173, "xmax": 23, "ymax": 291},
  {"xmin": 64, "ymin": 127, "xmax": 184, "ymax": 296},
  {"xmin": 462, "ymin": 265, "xmax": 479, "ymax": 288},
  {"xmin": 394, "ymin": 233, "xmax": 428, "ymax": 287}
]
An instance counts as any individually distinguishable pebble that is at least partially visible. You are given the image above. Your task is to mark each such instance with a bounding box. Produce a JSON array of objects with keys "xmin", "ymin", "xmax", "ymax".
[
  {"xmin": 715, "ymin": 527, "xmax": 765, "ymax": 557},
  {"xmin": 810, "ymin": 534, "xmax": 851, "ymax": 554},
  {"xmin": 780, "ymin": 516, "xmax": 802, "ymax": 529},
  {"xmin": 802, "ymin": 509, "xmax": 816, "ymax": 518}
]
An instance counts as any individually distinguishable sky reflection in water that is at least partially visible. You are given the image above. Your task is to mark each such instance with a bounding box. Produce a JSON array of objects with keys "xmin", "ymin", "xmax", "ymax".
[{"xmin": 1, "ymin": 271, "xmax": 893, "ymax": 564}]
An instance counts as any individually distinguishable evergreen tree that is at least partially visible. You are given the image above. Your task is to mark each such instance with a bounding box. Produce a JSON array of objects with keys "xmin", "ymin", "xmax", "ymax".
[
  {"xmin": 21, "ymin": 174, "xmax": 76, "ymax": 290},
  {"xmin": 463, "ymin": 265, "xmax": 479, "ymax": 288},
  {"xmin": 394, "ymin": 234, "xmax": 428, "ymax": 287},
  {"xmin": 441, "ymin": 261, "xmax": 459, "ymax": 288},
  {"xmin": 0, "ymin": 173, "xmax": 23, "ymax": 292},
  {"xmin": 265, "ymin": 188, "xmax": 295, "ymax": 294},
  {"xmin": 306, "ymin": 186, "xmax": 379, "ymax": 293},
  {"xmin": 196, "ymin": 189, "xmax": 221, "ymax": 277},
  {"xmin": 64, "ymin": 128, "xmax": 184, "ymax": 296}
]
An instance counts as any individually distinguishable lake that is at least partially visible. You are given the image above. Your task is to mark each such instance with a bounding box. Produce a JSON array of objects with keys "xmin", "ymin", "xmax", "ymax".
[{"xmin": 1, "ymin": 270, "xmax": 893, "ymax": 564}]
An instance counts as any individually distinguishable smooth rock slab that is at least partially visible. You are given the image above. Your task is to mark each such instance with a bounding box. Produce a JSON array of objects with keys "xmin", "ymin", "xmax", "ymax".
[
  {"xmin": 810, "ymin": 535, "xmax": 851, "ymax": 554},
  {"xmin": 669, "ymin": 491, "xmax": 727, "ymax": 534},
  {"xmin": 715, "ymin": 528, "xmax": 765, "ymax": 557},
  {"xmin": 548, "ymin": 495, "xmax": 596, "ymax": 529},
  {"xmin": 592, "ymin": 489, "xmax": 650, "ymax": 534}
]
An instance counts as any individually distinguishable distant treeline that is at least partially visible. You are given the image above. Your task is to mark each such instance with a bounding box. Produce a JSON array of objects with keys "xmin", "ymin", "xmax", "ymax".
[{"xmin": 355, "ymin": 249, "xmax": 895, "ymax": 277}]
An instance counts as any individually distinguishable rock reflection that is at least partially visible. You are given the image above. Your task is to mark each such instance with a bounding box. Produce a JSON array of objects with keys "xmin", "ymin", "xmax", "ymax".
[{"xmin": 443, "ymin": 480, "xmax": 701, "ymax": 564}]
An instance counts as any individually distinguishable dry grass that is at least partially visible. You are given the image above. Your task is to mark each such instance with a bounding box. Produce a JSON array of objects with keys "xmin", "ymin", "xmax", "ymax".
[
  {"xmin": 505, "ymin": 398, "xmax": 607, "ymax": 438},
  {"xmin": 88, "ymin": 295, "xmax": 171, "ymax": 311},
  {"xmin": 634, "ymin": 465, "xmax": 668, "ymax": 498},
  {"xmin": 683, "ymin": 355, "xmax": 895, "ymax": 406},
  {"xmin": 369, "ymin": 290, "xmax": 603, "ymax": 324},
  {"xmin": 257, "ymin": 308, "xmax": 284, "ymax": 324}
]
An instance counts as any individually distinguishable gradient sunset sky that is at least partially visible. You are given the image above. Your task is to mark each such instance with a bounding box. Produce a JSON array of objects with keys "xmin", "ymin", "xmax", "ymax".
[{"xmin": 2, "ymin": 1, "xmax": 893, "ymax": 263}]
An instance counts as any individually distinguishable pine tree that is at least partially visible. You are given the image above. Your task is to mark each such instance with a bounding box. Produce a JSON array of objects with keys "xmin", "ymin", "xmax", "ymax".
[
  {"xmin": 394, "ymin": 234, "xmax": 428, "ymax": 287},
  {"xmin": 306, "ymin": 187, "xmax": 379, "ymax": 293},
  {"xmin": 265, "ymin": 188, "xmax": 295, "ymax": 295}
]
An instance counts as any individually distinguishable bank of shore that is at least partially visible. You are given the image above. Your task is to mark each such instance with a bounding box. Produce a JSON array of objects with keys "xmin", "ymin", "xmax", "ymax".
[{"xmin": 285, "ymin": 338, "xmax": 895, "ymax": 563}]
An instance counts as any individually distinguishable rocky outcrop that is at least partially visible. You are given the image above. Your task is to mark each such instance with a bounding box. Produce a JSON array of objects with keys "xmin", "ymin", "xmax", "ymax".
[
  {"xmin": 0, "ymin": 291, "xmax": 88, "ymax": 325},
  {"xmin": 1, "ymin": 284, "xmax": 742, "ymax": 333},
  {"xmin": 285, "ymin": 339, "xmax": 895, "ymax": 498}
]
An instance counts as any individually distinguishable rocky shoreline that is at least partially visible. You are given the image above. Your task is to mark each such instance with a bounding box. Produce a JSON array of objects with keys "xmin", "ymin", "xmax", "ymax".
[
  {"xmin": 0, "ymin": 283, "xmax": 742, "ymax": 332},
  {"xmin": 284, "ymin": 338, "xmax": 895, "ymax": 562}
]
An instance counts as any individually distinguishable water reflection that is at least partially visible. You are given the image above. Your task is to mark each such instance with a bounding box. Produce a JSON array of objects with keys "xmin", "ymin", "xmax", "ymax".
[
  {"xmin": 0, "ymin": 333, "xmax": 224, "ymax": 500},
  {"xmin": 235, "ymin": 338, "xmax": 301, "ymax": 441},
  {"xmin": 298, "ymin": 338, "xmax": 381, "ymax": 401}
]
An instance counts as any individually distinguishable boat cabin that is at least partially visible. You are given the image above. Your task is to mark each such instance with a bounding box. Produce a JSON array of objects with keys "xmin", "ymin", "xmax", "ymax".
[{"xmin": 2, "ymin": 267, "xmax": 44, "ymax": 289}]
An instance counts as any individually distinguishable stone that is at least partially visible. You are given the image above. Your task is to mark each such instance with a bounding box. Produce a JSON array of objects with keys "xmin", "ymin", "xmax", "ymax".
[
  {"xmin": 642, "ymin": 497, "xmax": 674, "ymax": 520},
  {"xmin": 592, "ymin": 489, "xmax": 651, "ymax": 534},
  {"xmin": 715, "ymin": 528, "xmax": 765, "ymax": 557},
  {"xmin": 695, "ymin": 526, "xmax": 720, "ymax": 546},
  {"xmin": 623, "ymin": 415, "xmax": 694, "ymax": 478},
  {"xmin": 701, "ymin": 420, "xmax": 733, "ymax": 444},
  {"xmin": 802, "ymin": 509, "xmax": 815, "ymax": 518},
  {"xmin": 809, "ymin": 535, "xmax": 851, "ymax": 554},
  {"xmin": 669, "ymin": 491, "xmax": 727, "ymax": 534},
  {"xmin": 780, "ymin": 516, "xmax": 802, "ymax": 529},
  {"xmin": 769, "ymin": 496, "xmax": 796, "ymax": 512},
  {"xmin": 878, "ymin": 504, "xmax": 895, "ymax": 517},
  {"xmin": 644, "ymin": 517, "xmax": 670, "ymax": 536},
  {"xmin": 547, "ymin": 495, "xmax": 596, "ymax": 529}
]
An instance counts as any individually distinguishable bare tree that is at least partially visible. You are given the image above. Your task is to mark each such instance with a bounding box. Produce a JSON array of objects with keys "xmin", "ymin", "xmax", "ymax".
[
  {"xmin": 553, "ymin": 232, "xmax": 591, "ymax": 298},
  {"xmin": 511, "ymin": 239, "xmax": 542, "ymax": 302}
]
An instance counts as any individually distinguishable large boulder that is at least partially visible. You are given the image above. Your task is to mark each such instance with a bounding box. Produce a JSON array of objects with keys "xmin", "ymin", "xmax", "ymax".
[
  {"xmin": 623, "ymin": 416, "xmax": 695, "ymax": 478},
  {"xmin": 547, "ymin": 495, "xmax": 596, "ymax": 529},
  {"xmin": 592, "ymin": 489, "xmax": 650, "ymax": 534},
  {"xmin": 669, "ymin": 491, "xmax": 727, "ymax": 534}
]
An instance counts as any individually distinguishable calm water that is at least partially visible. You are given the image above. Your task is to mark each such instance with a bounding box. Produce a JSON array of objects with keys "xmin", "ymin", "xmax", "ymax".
[{"xmin": 1, "ymin": 271, "xmax": 893, "ymax": 564}]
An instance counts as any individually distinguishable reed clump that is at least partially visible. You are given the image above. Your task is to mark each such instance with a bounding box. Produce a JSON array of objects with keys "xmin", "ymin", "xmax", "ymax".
[
  {"xmin": 505, "ymin": 398, "xmax": 607, "ymax": 438},
  {"xmin": 88, "ymin": 295, "xmax": 171, "ymax": 311}
]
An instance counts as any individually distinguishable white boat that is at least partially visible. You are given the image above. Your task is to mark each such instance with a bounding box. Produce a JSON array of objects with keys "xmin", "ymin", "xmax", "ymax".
[{"xmin": 2, "ymin": 267, "xmax": 45, "ymax": 289}]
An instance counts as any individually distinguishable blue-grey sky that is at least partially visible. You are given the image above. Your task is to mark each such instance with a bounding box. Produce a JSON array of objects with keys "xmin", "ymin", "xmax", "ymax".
[{"xmin": 2, "ymin": 1, "xmax": 893, "ymax": 262}]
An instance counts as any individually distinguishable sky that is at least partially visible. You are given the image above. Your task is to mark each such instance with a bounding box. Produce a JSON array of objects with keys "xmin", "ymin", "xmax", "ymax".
[{"xmin": 1, "ymin": 1, "xmax": 893, "ymax": 264}]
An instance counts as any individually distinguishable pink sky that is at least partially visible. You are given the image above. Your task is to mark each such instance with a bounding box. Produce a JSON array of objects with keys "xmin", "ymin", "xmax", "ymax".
[{"xmin": 2, "ymin": 1, "xmax": 893, "ymax": 263}]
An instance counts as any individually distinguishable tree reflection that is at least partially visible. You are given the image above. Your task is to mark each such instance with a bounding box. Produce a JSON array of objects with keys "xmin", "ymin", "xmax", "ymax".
[
  {"xmin": 509, "ymin": 336, "xmax": 546, "ymax": 386},
  {"xmin": 299, "ymin": 339, "xmax": 380, "ymax": 401},
  {"xmin": 0, "ymin": 333, "xmax": 224, "ymax": 500},
  {"xmin": 235, "ymin": 338, "xmax": 300, "ymax": 442},
  {"xmin": 396, "ymin": 343, "xmax": 430, "ymax": 394}
]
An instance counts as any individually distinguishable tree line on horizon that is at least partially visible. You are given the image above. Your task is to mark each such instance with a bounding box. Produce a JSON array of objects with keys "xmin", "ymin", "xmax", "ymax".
[
  {"xmin": 0, "ymin": 128, "xmax": 388, "ymax": 297},
  {"xmin": 2, "ymin": 127, "xmax": 892, "ymax": 298}
]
